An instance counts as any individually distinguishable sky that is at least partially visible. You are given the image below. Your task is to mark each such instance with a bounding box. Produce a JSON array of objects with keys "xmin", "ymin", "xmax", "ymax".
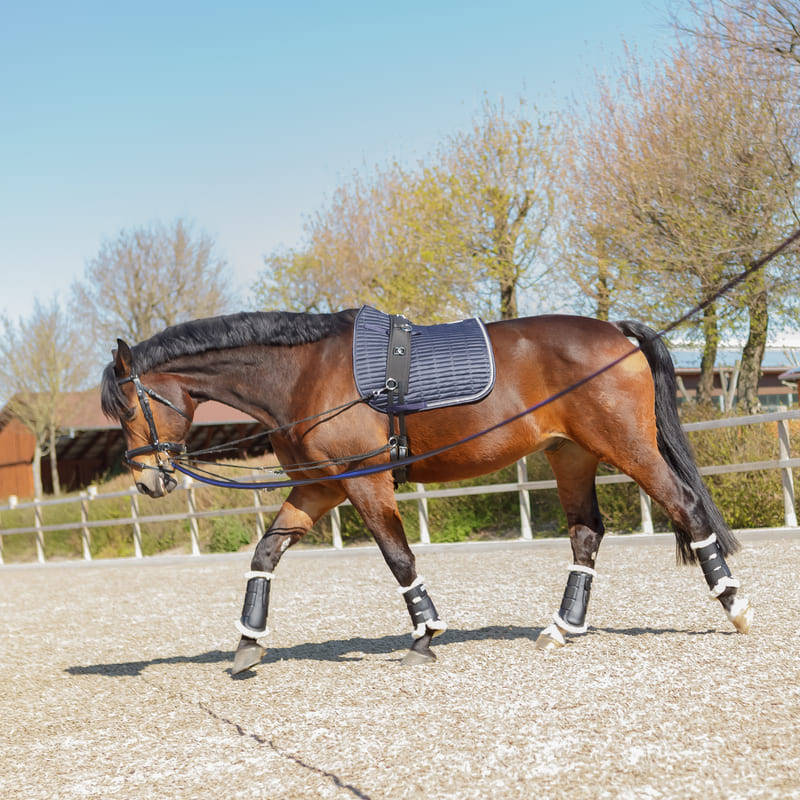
[{"xmin": 0, "ymin": 0, "xmax": 675, "ymax": 325}]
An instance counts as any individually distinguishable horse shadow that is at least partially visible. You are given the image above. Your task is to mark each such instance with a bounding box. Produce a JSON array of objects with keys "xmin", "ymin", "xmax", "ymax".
[{"xmin": 63, "ymin": 623, "xmax": 720, "ymax": 679}]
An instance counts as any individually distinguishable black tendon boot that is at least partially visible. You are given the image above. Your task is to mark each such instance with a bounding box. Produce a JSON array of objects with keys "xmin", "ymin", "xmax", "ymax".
[
  {"xmin": 536, "ymin": 565, "xmax": 596, "ymax": 650},
  {"xmin": 399, "ymin": 577, "xmax": 447, "ymax": 639},
  {"xmin": 232, "ymin": 571, "xmax": 273, "ymax": 675},
  {"xmin": 235, "ymin": 571, "xmax": 273, "ymax": 639},
  {"xmin": 690, "ymin": 533, "xmax": 753, "ymax": 633}
]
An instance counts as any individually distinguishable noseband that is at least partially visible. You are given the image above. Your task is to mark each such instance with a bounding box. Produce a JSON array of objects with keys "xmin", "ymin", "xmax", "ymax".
[{"xmin": 118, "ymin": 373, "xmax": 190, "ymax": 472}]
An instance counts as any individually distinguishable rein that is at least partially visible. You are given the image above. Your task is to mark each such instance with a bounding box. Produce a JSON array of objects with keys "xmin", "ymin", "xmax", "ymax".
[{"xmin": 133, "ymin": 225, "xmax": 800, "ymax": 491}]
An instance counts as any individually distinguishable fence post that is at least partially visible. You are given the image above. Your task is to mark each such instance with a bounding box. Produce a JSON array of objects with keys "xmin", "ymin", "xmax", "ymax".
[
  {"xmin": 517, "ymin": 459, "xmax": 533, "ymax": 540},
  {"xmin": 130, "ymin": 491, "xmax": 143, "ymax": 558},
  {"xmin": 330, "ymin": 505, "xmax": 343, "ymax": 549},
  {"xmin": 34, "ymin": 496, "xmax": 45, "ymax": 563},
  {"xmin": 183, "ymin": 477, "xmax": 201, "ymax": 555},
  {"xmin": 639, "ymin": 488, "xmax": 654, "ymax": 534},
  {"xmin": 80, "ymin": 485, "xmax": 97, "ymax": 560},
  {"xmin": 416, "ymin": 483, "xmax": 431, "ymax": 544},
  {"xmin": 778, "ymin": 419, "xmax": 797, "ymax": 527},
  {"xmin": 253, "ymin": 487, "xmax": 266, "ymax": 540}
]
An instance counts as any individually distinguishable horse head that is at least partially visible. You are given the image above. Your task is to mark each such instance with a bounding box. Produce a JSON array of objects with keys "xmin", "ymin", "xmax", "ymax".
[{"xmin": 103, "ymin": 339, "xmax": 194, "ymax": 498}]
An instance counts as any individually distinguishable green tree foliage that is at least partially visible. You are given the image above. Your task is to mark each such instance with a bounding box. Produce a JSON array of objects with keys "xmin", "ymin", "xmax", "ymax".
[{"xmin": 253, "ymin": 97, "xmax": 559, "ymax": 322}]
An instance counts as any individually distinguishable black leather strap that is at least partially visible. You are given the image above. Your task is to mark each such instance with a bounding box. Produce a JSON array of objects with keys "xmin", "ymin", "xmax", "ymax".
[
  {"xmin": 385, "ymin": 315, "xmax": 412, "ymax": 486},
  {"xmin": 385, "ymin": 315, "xmax": 412, "ymax": 407}
]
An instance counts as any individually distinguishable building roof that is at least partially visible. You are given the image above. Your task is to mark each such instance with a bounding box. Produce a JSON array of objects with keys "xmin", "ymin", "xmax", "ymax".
[
  {"xmin": 779, "ymin": 366, "xmax": 800, "ymax": 382},
  {"xmin": 0, "ymin": 388, "xmax": 270, "ymax": 476},
  {"xmin": 37, "ymin": 389, "xmax": 260, "ymax": 432}
]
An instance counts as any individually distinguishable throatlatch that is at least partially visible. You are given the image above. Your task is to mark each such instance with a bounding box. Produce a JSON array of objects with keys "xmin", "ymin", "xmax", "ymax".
[
  {"xmin": 399, "ymin": 577, "xmax": 447, "ymax": 639},
  {"xmin": 690, "ymin": 533, "xmax": 740, "ymax": 597},
  {"xmin": 235, "ymin": 571, "xmax": 273, "ymax": 638},
  {"xmin": 554, "ymin": 565, "xmax": 596, "ymax": 634}
]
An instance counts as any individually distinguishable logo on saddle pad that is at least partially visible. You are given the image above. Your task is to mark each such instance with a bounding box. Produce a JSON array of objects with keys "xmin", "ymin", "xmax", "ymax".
[{"xmin": 352, "ymin": 305, "xmax": 496, "ymax": 414}]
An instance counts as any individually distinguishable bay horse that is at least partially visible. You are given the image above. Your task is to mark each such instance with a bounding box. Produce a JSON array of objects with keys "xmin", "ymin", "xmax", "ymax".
[{"xmin": 100, "ymin": 309, "xmax": 752, "ymax": 674}]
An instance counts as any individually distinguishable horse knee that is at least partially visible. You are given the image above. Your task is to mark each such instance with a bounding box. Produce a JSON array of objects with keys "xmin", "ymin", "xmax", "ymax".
[{"xmin": 251, "ymin": 529, "xmax": 303, "ymax": 572}]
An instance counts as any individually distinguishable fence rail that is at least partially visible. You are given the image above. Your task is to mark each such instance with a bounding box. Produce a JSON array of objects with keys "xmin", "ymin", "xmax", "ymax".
[{"xmin": 2, "ymin": 410, "xmax": 798, "ymax": 564}]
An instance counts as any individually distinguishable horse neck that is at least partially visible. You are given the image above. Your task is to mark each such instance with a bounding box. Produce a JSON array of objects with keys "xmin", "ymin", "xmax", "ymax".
[{"xmin": 161, "ymin": 345, "xmax": 301, "ymax": 428}]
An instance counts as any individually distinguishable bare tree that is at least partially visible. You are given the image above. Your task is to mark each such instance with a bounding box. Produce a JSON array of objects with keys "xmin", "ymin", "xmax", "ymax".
[
  {"xmin": 680, "ymin": 0, "xmax": 800, "ymax": 67},
  {"xmin": 0, "ymin": 299, "xmax": 93, "ymax": 496},
  {"xmin": 676, "ymin": 0, "xmax": 800, "ymax": 411},
  {"xmin": 560, "ymin": 33, "xmax": 799, "ymax": 410},
  {"xmin": 74, "ymin": 218, "xmax": 238, "ymax": 357}
]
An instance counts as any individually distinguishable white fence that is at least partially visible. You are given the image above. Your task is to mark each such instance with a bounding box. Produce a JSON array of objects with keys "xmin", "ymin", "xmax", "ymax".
[{"xmin": 2, "ymin": 409, "xmax": 799, "ymax": 565}]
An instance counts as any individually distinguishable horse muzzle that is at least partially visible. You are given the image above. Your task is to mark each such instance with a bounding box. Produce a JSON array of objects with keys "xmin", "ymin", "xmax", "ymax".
[
  {"xmin": 125, "ymin": 442, "xmax": 186, "ymax": 497},
  {"xmin": 135, "ymin": 467, "xmax": 178, "ymax": 497}
]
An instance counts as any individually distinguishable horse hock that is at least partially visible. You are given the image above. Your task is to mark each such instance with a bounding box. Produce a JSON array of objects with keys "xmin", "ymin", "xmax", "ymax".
[
  {"xmin": 691, "ymin": 533, "xmax": 753, "ymax": 634},
  {"xmin": 232, "ymin": 571, "xmax": 272, "ymax": 674},
  {"xmin": 536, "ymin": 566, "xmax": 596, "ymax": 651},
  {"xmin": 399, "ymin": 577, "xmax": 447, "ymax": 665}
]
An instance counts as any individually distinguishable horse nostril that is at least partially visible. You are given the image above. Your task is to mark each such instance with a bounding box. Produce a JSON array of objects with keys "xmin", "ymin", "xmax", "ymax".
[{"xmin": 136, "ymin": 482, "xmax": 154, "ymax": 497}]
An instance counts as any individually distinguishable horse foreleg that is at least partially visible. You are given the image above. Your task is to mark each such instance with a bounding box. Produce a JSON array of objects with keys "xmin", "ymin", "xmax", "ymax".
[
  {"xmin": 344, "ymin": 475, "xmax": 446, "ymax": 665},
  {"xmin": 537, "ymin": 444, "xmax": 604, "ymax": 651},
  {"xmin": 398, "ymin": 576, "xmax": 448, "ymax": 665},
  {"xmin": 232, "ymin": 483, "xmax": 345, "ymax": 675}
]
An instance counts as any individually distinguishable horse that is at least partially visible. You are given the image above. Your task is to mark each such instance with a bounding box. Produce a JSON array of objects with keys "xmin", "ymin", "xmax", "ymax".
[{"xmin": 100, "ymin": 308, "xmax": 753, "ymax": 675}]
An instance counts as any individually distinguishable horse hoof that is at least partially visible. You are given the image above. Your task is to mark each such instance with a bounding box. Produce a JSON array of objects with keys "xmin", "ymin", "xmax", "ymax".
[
  {"xmin": 401, "ymin": 648, "xmax": 436, "ymax": 666},
  {"xmin": 535, "ymin": 632, "xmax": 564, "ymax": 651},
  {"xmin": 232, "ymin": 640, "xmax": 265, "ymax": 674},
  {"xmin": 535, "ymin": 622, "xmax": 566, "ymax": 651},
  {"xmin": 727, "ymin": 597, "xmax": 753, "ymax": 634}
]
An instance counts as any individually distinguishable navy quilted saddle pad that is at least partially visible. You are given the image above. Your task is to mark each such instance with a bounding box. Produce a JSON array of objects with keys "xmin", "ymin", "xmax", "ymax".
[{"xmin": 352, "ymin": 305, "xmax": 496, "ymax": 414}]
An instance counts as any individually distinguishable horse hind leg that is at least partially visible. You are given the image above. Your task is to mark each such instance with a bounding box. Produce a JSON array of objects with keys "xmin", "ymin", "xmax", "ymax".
[
  {"xmin": 536, "ymin": 443, "xmax": 605, "ymax": 651},
  {"xmin": 625, "ymin": 454, "xmax": 752, "ymax": 635},
  {"xmin": 690, "ymin": 532, "xmax": 752, "ymax": 634}
]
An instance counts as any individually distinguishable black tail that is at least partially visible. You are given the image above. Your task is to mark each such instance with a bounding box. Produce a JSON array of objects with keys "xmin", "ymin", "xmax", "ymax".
[{"xmin": 613, "ymin": 320, "xmax": 739, "ymax": 564}]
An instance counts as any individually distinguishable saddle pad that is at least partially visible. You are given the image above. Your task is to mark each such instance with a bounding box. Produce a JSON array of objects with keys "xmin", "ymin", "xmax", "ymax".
[{"xmin": 352, "ymin": 305, "xmax": 496, "ymax": 413}]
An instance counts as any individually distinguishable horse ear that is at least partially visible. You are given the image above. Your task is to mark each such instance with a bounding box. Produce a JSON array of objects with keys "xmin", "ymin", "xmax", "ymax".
[{"xmin": 114, "ymin": 339, "xmax": 133, "ymax": 378}]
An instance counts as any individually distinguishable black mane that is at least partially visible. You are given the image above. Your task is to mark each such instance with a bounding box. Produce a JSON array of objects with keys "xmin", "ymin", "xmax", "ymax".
[{"xmin": 101, "ymin": 309, "xmax": 357, "ymax": 420}]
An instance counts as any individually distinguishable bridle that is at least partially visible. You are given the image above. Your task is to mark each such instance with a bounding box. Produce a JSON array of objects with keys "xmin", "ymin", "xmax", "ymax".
[{"xmin": 118, "ymin": 372, "xmax": 190, "ymax": 473}]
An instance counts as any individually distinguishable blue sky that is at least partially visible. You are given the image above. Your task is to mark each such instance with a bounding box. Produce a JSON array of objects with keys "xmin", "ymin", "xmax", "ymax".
[{"xmin": 0, "ymin": 1, "xmax": 673, "ymax": 323}]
